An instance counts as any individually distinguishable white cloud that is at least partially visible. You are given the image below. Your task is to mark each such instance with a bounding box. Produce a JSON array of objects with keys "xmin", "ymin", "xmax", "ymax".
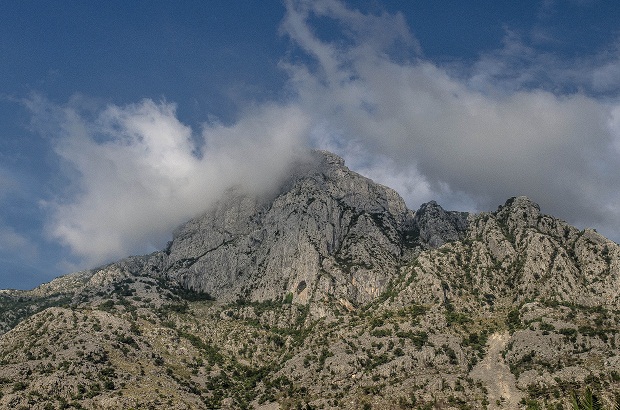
[
  {"xmin": 0, "ymin": 166, "xmax": 18, "ymax": 202},
  {"xmin": 30, "ymin": 0, "xmax": 620, "ymax": 269},
  {"xmin": 0, "ymin": 224, "xmax": 37, "ymax": 257},
  {"xmin": 467, "ymin": 29, "xmax": 620, "ymax": 97},
  {"xmin": 592, "ymin": 60, "xmax": 620, "ymax": 93},
  {"xmin": 30, "ymin": 98, "xmax": 309, "ymax": 266},
  {"xmin": 282, "ymin": 0, "xmax": 620, "ymax": 241}
]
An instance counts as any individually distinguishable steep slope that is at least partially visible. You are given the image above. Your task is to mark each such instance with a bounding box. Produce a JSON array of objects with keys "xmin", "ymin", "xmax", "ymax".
[
  {"xmin": 390, "ymin": 196, "xmax": 620, "ymax": 310},
  {"xmin": 1, "ymin": 152, "xmax": 620, "ymax": 409},
  {"xmin": 160, "ymin": 150, "xmax": 467, "ymax": 309}
]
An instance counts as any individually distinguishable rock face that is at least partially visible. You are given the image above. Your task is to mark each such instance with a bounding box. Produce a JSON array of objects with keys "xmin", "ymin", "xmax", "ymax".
[
  {"xmin": 410, "ymin": 200, "xmax": 469, "ymax": 248},
  {"xmin": 161, "ymin": 150, "xmax": 467, "ymax": 306},
  {"xmin": 2, "ymin": 151, "xmax": 620, "ymax": 410}
]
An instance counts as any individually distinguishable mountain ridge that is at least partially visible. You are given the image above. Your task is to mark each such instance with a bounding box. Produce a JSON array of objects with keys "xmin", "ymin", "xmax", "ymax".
[{"xmin": 1, "ymin": 150, "xmax": 619, "ymax": 409}]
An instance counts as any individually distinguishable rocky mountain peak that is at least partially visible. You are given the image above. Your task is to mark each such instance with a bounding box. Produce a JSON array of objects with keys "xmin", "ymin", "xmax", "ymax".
[
  {"xmin": 313, "ymin": 149, "xmax": 345, "ymax": 168},
  {"xmin": 496, "ymin": 195, "xmax": 541, "ymax": 231},
  {"xmin": 411, "ymin": 200, "xmax": 469, "ymax": 248},
  {"xmin": 156, "ymin": 151, "xmax": 470, "ymax": 308},
  {"xmin": 500, "ymin": 195, "xmax": 541, "ymax": 215}
]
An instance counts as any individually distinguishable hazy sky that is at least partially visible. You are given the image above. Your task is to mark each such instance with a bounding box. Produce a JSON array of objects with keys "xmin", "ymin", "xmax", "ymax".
[{"xmin": 1, "ymin": 0, "xmax": 620, "ymax": 289}]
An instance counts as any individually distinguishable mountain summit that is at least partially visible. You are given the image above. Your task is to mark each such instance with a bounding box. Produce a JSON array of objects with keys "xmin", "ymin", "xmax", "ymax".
[
  {"xmin": 162, "ymin": 150, "xmax": 468, "ymax": 308},
  {"xmin": 1, "ymin": 150, "xmax": 619, "ymax": 409}
]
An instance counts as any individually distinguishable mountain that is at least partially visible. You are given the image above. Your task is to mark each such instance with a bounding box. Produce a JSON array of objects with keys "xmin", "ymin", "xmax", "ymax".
[
  {"xmin": 161, "ymin": 150, "xmax": 468, "ymax": 309},
  {"xmin": 1, "ymin": 150, "xmax": 619, "ymax": 409}
]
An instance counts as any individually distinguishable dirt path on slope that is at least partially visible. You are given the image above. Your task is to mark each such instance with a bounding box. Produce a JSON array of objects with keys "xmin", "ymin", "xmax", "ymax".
[{"xmin": 470, "ymin": 331, "xmax": 523, "ymax": 409}]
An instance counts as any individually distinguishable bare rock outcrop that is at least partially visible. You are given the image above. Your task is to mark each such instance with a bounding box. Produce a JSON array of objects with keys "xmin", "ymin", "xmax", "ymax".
[{"xmin": 160, "ymin": 150, "xmax": 468, "ymax": 307}]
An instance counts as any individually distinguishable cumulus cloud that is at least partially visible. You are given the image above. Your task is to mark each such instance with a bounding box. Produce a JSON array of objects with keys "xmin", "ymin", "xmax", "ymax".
[
  {"xmin": 282, "ymin": 0, "xmax": 620, "ymax": 240},
  {"xmin": 29, "ymin": 97, "xmax": 309, "ymax": 266}
]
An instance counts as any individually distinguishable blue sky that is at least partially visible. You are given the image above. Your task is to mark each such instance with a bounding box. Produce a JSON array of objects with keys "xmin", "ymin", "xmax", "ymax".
[{"xmin": 1, "ymin": 0, "xmax": 620, "ymax": 290}]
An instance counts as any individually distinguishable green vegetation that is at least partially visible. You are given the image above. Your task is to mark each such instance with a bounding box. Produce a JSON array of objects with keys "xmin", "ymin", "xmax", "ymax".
[
  {"xmin": 506, "ymin": 308, "xmax": 521, "ymax": 330},
  {"xmin": 0, "ymin": 294, "xmax": 72, "ymax": 332},
  {"xmin": 571, "ymin": 388, "xmax": 619, "ymax": 410},
  {"xmin": 444, "ymin": 300, "xmax": 472, "ymax": 326}
]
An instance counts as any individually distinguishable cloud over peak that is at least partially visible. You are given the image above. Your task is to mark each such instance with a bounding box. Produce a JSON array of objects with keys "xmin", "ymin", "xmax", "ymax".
[
  {"xmin": 31, "ymin": 98, "xmax": 309, "ymax": 266},
  {"xmin": 282, "ymin": 0, "xmax": 620, "ymax": 239},
  {"xmin": 30, "ymin": 0, "xmax": 620, "ymax": 270}
]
